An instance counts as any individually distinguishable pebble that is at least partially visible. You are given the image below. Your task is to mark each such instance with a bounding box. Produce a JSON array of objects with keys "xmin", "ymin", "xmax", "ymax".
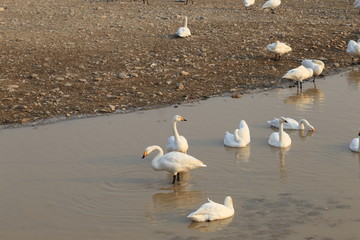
[
  {"xmin": 176, "ymin": 83, "xmax": 185, "ymax": 90},
  {"xmin": 181, "ymin": 71, "xmax": 190, "ymax": 76},
  {"xmin": 231, "ymin": 93, "xmax": 243, "ymax": 99}
]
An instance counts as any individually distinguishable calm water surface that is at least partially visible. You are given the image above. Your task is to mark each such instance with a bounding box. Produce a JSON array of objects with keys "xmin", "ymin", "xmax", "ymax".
[{"xmin": 0, "ymin": 69, "xmax": 360, "ymax": 240}]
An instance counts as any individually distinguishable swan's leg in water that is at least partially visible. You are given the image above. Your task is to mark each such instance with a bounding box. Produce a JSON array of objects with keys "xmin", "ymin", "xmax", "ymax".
[
  {"xmin": 177, "ymin": 172, "xmax": 180, "ymax": 181},
  {"xmin": 172, "ymin": 175, "xmax": 176, "ymax": 184}
]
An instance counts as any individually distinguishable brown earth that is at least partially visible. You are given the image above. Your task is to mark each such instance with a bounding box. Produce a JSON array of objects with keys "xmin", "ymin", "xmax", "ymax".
[{"xmin": 0, "ymin": 0, "xmax": 359, "ymax": 126}]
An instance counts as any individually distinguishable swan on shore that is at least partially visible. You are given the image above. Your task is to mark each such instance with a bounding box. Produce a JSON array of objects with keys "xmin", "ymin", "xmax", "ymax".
[
  {"xmin": 349, "ymin": 129, "xmax": 360, "ymax": 152},
  {"xmin": 266, "ymin": 41, "xmax": 292, "ymax": 61},
  {"xmin": 261, "ymin": 0, "xmax": 281, "ymax": 13},
  {"xmin": 346, "ymin": 40, "xmax": 360, "ymax": 64},
  {"xmin": 176, "ymin": 16, "xmax": 191, "ymax": 38},
  {"xmin": 268, "ymin": 117, "xmax": 292, "ymax": 148},
  {"xmin": 301, "ymin": 59, "xmax": 325, "ymax": 82},
  {"xmin": 224, "ymin": 120, "xmax": 251, "ymax": 147},
  {"xmin": 187, "ymin": 196, "xmax": 234, "ymax": 222},
  {"xmin": 243, "ymin": 0, "xmax": 255, "ymax": 8},
  {"xmin": 267, "ymin": 117, "xmax": 315, "ymax": 131},
  {"xmin": 166, "ymin": 115, "xmax": 189, "ymax": 153},
  {"xmin": 282, "ymin": 65, "xmax": 313, "ymax": 90},
  {"xmin": 142, "ymin": 145, "xmax": 206, "ymax": 184}
]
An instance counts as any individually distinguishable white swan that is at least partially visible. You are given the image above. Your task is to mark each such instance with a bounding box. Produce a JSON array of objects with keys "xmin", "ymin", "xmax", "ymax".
[
  {"xmin": 243, "ymin": 0, "xmax": 255, "ymax": 8},
  {"xmin": 142, "ymin": 145, "xmax": 206, "ymax": 184},
  {"xmin": 349, "ymin": 129, "xmax": 360, "ymax": 152},
  {"xmin": 346, "ymin": 40, "xmax": 360, "ymax": 64},
  {"xmin": 224, "ymin": 120, "xmax": 251, "ymax": 147},
  {"xmin": 267, "ymin": 117, "xmax": 315, "ymax": 131},
  {"xmin": 282, "ymin": 65, "xmax": 313, "ymax": 90},
  {"xmin": 301, "ymin": 59, "xmax": 325, "ymax": 82},
  {"xmin": 266, "ymin": 41, "xmax": 292, "ymax": 61},
  {"xmin": 268, "ymin": 117, "xmax": 292, "ymax": 148},
  {"xmin": 176, "ymin": 16, "xmax": 191, "ymax": 38},
  {"xmin": 187, "ymin": 196, "xmax": 234, "ymax": 222},
  {"xmin": 166, "ymin": 115, "xmax": 189, "ymax": 153},
  {"xmin": 261, "ymin": 0, "xmax": 281, "ymax": 13}
]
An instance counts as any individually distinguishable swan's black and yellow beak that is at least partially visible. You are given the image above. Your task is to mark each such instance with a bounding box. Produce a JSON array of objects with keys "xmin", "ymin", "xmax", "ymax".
[
  {"xmin": 311, "ymin": 128, "xmax": 316, "ymax": 132},
  {"xmin": 142, "ymin": 151, "xmax": 148, "ymax": 159},
  {"xmin": 358, "ymin": 131, "xmax": 360, "ymax": 136},
  {"xmin": 181, "ymin": 117, "xmax": 187, "ymax": 121}
]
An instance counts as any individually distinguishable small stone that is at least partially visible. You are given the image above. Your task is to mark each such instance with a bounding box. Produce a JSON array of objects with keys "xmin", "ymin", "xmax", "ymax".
[
  {"xmin": 64, "ymin": 82, "xmax": 73, "ymax": 87},
  {"xmin": 117, "ymin": 73, "xmax": 128, "ymax": 79},
  {"xmin": 181, "ymin": 71, "xmax": 190, "ymax": 76},
  {"xmin": 109, "ymin": 105, "xmax": 116, "ymax": 111},
  {"xmin": 176, "ymin": 83, "xmax": 185, "ymax": 90},
  {"xmin": 231, "ymin": 93, "xmax": 243, "ymax": 98},
  {"xmin": 56, "ymin": 77, "xmax": 65, "ymax": 81}
]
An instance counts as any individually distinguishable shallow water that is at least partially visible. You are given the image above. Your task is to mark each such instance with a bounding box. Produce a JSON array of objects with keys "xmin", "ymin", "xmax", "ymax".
[{"xmin": 0, "ymin": 69, "xmax": 360, "ymax": 240}]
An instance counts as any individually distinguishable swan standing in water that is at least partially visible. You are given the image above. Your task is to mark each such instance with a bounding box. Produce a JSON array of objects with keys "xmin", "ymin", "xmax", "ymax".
[
  {"xmin": 301, "ymin": 59, "xmax": 325, "ymax": 82},
  {"xmin": 187, "ymin": 196, "xmax": 234, "ymax": 222},
  {"xmin": 346, "ymin": 40, "xmax": 360, "ymax": 64},
  {"xmin": 349, "ymin": 129, "xmax": 360, "ymax": 152},
  {"xmin": 176, "ymin": 16, "xmax": 191, "ymax": 38},
  {"xmin": 142, "ymin": 145, "xmax": 206, "ymax": 184},
  {"xmin": 268, "ymin": 117, "xmax": 292, "ymax": 148},
  {"xmin": 266, "ymin": 41, "xmax": 292, "ymax": 61},
  {"xmin": 166, "ymin": 115, "xmax": 189, "ymax": 153},
  {"xmin": 267, "ymin": 117, "xmax": 315, "ymax": 131},
  {"xmin": 261, "ymin": 0, "xmax": 281, "ymax": 14},
  {"xmin": 243, "ymin": 0, "xmax": 255, "ymax": 8},
  {"xmin": 224, "ymin": 120, "xmax": 251, "ymax": 147},
  {"xmin": 282, "ymin": 65, "xmax": 313, "ymax": 90}
]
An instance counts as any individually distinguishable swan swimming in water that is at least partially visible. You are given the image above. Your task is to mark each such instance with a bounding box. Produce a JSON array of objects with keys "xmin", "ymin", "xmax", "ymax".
[
  {"xmin": 301, "ymin": 59, "xmax": 325, "ymax": 82},
  {"xmin": 266, "ymin": 41, "xmax": 292, "ymax": 61},
  {"xmin": 224, "ymin": 120, "xmax": 251, "ymax": 147},
  {"xmin": 166, "ymin": 115, "xmax": 189, "ymax": 153},
  {"xmin": 243, "ymin": 0, "xmax": 255, "ymax": 8},
  {"xmin": 267, "ymin": 117, "xmax": 315, "ymax": 131},
  {"xmin": 346, "ymin": 40, "xmax": 360, "ymax": 64},
  {"xmin": 349, "ymin": 129, "xmax": 360, "ymax": 152},
  {"xmin": 176, "ymin": 16, "xmax": 191, "ymax": 38},
  {"xmin": 268, "ymin": 117, "xmax": 292, "ymax": 148},
  {"xmin": 187, "ymin": 196, "xmax": 234, "ymax": 222},
  {"xmin": 261, "ymin": 0, "xmax": 281, "ymax": 14},
  {"xmin": 142, "ymin": 145, "xmax": 206, "ymax": 184},
  {"xmin": 282, "ymin": 65, "xmax": 313, "ymax": 90}
]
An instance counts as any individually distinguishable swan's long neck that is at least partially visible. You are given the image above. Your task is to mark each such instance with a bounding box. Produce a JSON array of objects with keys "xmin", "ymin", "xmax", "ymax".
[
  {"xmin": 149, "ymin": 146, "xmax": 164, "ymax": 171},
  {"xmin": 184, "ymin": 17, "xmax": 188, "ymax": 28},
  {"xmin": 172, "ymin": 120, "xmax": 181, "ymax": 142},
  {"xmin": 298, "ymin": 119, "xmax": 313, "ymax": 130},
  {"xmin": 234, "ymin": 129, "xmax": 241, "ymax": 142},
  {"xmin": 224, "ymin": 197, "xmax": 234, "ymax": 210},
  {"xmin": 279, "ymin": 120, "xmax": 285, "ymax": 145}
]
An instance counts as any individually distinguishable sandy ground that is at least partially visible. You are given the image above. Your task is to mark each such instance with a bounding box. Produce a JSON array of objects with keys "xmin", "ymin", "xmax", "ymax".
[{"xmin": 0, "ymin": 0, "xmax": 359, "ymax": 126}]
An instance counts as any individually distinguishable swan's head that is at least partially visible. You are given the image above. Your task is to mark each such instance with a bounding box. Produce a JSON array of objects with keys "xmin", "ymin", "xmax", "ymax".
[
  {"xmin": 173, "ymin": 115, "xmax": 187, "ymax": 122},
  {"xmin": 224, "ymin": 196, "xmax": 233, "ymax": 208},
  {"xmin": 142, "ymin": 145, "xmax": 159, "ymax": 158},
  {"xmin": 280, "ymin": 117, "xmax": 288, "ymax": 123}
]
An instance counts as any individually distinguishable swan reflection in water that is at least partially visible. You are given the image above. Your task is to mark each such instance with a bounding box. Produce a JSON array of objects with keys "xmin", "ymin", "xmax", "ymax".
[
  {"xmin": 188, "ymin": 216, "xmax": 234, "ymax": 232},
  {"xmin": 270, "ymin": 146, "xmax": 291, "ymax": 179},
  {"xmin": 347, "ymin": 69, "xmax": 360, "ymax": 89},
  {"xmin": 145, "ymin": 175, "xmax": 205, "ymax": 222},
  {"xmin": 284, "ymin": 87, "xmax": 325, "ymax": 111},
  {"xmin": 223, "ymin": 145, "xmax": 251, "ymax": 162}
]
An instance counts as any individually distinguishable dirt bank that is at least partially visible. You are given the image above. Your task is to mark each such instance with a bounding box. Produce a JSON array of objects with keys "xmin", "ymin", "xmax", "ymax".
[{"xmin": 0, "ymin": 0, "xmax": 359, "ymax": 126}]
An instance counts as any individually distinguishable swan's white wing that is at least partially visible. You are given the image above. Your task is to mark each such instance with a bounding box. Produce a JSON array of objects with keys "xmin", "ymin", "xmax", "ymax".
[
  {"xmin": 224, "ymin": 131, "xmax": 239, "ymax": 147},
  {"xmin": 166, "ymin": 135, "xmax": 188, "ymax": 153},
  {"xmin": 187, "ymin": 201, "xmax": 233, "ymax": 222},
  {"xmin": 243, "ymin": 0, "xmax": 255, "ymax": 7},
  {"xmin": 239, "ymin": 120, "xmax": 251, "ymax": 145},
  {"xmin": 161, "ymin": 152, "xmax": 206, "ymax": 173},
  {"xmin": 176, "ymin": 27, "xmax": 191, "ymax": 38},
  {"xmin": 349, "ymin": 138, "xmax": 359, "ymax": 152}
]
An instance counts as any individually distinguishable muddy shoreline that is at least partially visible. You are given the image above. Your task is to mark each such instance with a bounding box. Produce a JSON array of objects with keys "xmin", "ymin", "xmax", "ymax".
[{"xmin": 1, "ymin": 0, "xmax": 359, "ymax": 127}]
